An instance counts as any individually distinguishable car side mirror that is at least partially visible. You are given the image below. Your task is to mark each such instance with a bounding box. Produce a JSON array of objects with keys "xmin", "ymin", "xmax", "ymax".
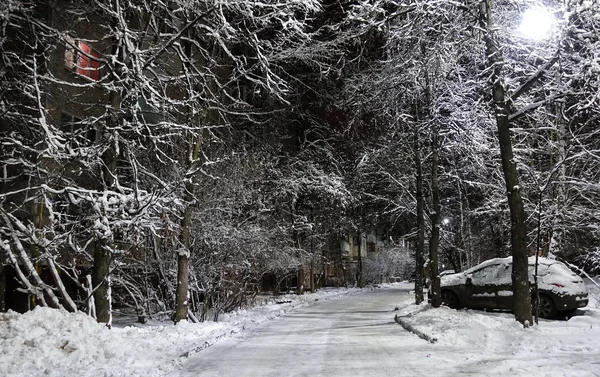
[{"xmin": 466, "ymin": 277, "xmax": 473, "ymax": 285}]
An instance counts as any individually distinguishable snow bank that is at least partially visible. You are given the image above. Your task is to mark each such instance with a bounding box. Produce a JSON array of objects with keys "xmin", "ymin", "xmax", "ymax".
[
  {"xmin": 397, "ymin": 304, "xmax": 524, "ymax": 349},
  {"xmin": 0, "ymin": 287, "xmax": 365, "ymax": 377},
  {"xmin": 395, "ymin": 292, "xmax": 600, "ymax": 377},
  {"xmin": 586, "ymin": 278, "xmax": 600, "ymax": 308},
  {"xmin": 0, "ymin": 307, "xmax": 231, "ymax": 377}
]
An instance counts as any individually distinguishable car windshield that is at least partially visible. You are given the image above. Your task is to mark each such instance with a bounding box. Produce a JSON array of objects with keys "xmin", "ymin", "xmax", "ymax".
[
  {"xmin": 462, "ymin": 257, "xmax": 511, "ymax": 275},
  {"xmin": 529, "ymin": 263, "xmax": 550, "ymax": 277},
  {"xmin": 547, "ymin": 263, "xmax": 578, "ymax": 278}
]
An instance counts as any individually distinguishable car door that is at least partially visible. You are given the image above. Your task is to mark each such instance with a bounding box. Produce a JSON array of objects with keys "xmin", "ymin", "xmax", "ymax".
[
  {"xmin": 464, "ymin": 264, "xmax": 500, "ymax": 309},
  {"xmin": 494, "ymin": 262, "xmax": 513, "ymax": 310}
]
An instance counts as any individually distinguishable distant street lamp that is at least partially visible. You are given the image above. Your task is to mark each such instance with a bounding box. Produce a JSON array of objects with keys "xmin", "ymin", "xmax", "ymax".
[
  {"xmin": 518, "ymin": 7, "xmax": 555, "ymax": 40},
  {"xmin": 442, "ymin": 218, "xmax": 450, "ymax": 226}
]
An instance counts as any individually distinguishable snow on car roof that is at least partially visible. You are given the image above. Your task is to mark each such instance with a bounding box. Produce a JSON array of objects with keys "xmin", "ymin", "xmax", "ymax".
[{"xmin": 460, "ymin": 256, "xmax": 560, "ymax": 275}]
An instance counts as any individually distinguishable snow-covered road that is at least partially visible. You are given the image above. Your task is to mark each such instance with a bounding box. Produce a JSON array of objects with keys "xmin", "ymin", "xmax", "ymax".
[
  {"xmin": 173, "ymin": 284, "xmax": 600, "ymax": 377},
  {"xmin": 2, "ymin": 283, "xmax": 598, "ymax": 376},
  {"xmin": 173, "ymin": 285, "xmax": 429, "ymax": 377}
]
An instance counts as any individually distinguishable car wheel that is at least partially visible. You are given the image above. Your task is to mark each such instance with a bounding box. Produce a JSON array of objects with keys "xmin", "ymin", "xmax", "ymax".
[
  {"xmin": 536, "ymin": 295, "xmax": 557, "ymax": 319},
  {"xmin": 441, "ymin": 290, "xmax": 460, "ymax": 309}
]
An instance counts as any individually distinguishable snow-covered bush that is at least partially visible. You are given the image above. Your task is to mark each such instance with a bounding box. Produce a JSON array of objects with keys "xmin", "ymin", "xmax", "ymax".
[{"xmin": 363, "ymin": 246, "xmax": 415, "ymax": 284}]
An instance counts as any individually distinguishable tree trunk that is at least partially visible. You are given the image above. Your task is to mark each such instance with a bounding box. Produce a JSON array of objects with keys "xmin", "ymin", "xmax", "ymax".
[
  {"xmin": 174, "ymin": 27, "xmax": 203, "ymax": 323},
  {"xmin": 174, "ymin": 256, "xmax": 190, "ymax": 322},
  {"xmin": 92, "ymin": 243, "xmax": 111, "ymax": 324},
  {"xmin": 500, "ymin": 104, "xmax": 532, "ymax": 326},
  {"xmin": 479, "ymin": 0, "xmax": 532, "ymax": 326},
  {"xmin": 47, "ymin": 258, "xmax": 78, "ymax": 312},
  {"xmin": 93, "ymin": 104, "xmax": 118, "ymax": 325},
  {"xmin": 0, "ymin": 263, "xmax": 5, "ymax": 312},
  {"xmin": 174, "ymin": 132, "xmax": 202, "ymax": 323},
  {"xmin": 429, "ymin": 128, "xmax": 441, "ymax": 308},
  {"xmin": 273, "ymin": 272, "xmax": 281, "ymax": 295},
  {"xmin": 310, "ymin": 259, "xmax": 315, "ymax": 293},
  {"xmin": 414, "ymin": 125, "xmax": 425, "ymax": 305},
  {"xmin": 310, "ymin": 209, "xmax": 316, "ymax": 293},
  {"xmin": 296, "ymin": 267, "xmax": 304, "ymax": 295},
  {"xmin": 92, "ymin": 9, "xmax": 122, "ymax": 322},
  {"xmin": 174, "ymin": 206, "xmax": 192, "ymax": 323},
  {"xmin": 356, "ymin": 231, "xmax": 363, "ymax": 288}
]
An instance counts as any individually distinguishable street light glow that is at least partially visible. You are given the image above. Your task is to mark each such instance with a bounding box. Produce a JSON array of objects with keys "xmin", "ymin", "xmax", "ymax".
[
  {"xmin": 519, "ymin": 7, "xmax": 555, "ymax": 40},
  {"xmin": 442, "ymin": 218, "xmax": 450, "ymax": 226}
]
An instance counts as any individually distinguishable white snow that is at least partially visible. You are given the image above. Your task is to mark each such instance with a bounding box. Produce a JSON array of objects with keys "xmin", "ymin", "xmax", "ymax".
[
  {"xmin": 395, "ymin": 281, "xmax": 600, "ymax": 376},
  {"xmin": 1, "ymin": 282, "xmax": 599, "ymax": 377},
  {"xmin": 0, "ymin": 287, "xmax": 365, "ymax": 377}
]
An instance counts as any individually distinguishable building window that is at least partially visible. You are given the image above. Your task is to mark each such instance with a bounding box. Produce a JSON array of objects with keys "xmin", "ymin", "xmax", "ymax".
[{"xmin": 65, "ymin": 37, "xmax": 102, "ymax": 81}]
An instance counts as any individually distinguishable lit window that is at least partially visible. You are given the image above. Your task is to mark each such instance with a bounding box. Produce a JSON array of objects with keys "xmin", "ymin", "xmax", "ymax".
[{"xmin": 65, "ymin": 37, "xmax": 102, "ymax": 81}]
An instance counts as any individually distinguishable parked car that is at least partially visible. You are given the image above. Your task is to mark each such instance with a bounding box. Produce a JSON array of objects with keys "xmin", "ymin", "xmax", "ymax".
[
  {"xmin": 426, "ymin": 270, "xmax": 455, "ymax": 289},
  {"xmin": 438, "ymin": 257, "xmax": 589, "ymax": 318}
]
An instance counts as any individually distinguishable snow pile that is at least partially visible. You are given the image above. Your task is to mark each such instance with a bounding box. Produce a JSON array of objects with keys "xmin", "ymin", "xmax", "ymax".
[
  {"xmin": 397, "ymin": 304, "xmax": 523, "ymax": 349},
  {"xmin": 396, "ymin": 297, "xmax": 600, "ymax": 376},
  {"xmin": 0, "ymin": 307, "xmax": 231, "ymax": 377},
  {"xmin": 0, "ymin": 287, "xmax": 365, "ymax": 377},
  {"xmin": 586, "ymin": 278, "xmax": 600, "ymax": 308}
]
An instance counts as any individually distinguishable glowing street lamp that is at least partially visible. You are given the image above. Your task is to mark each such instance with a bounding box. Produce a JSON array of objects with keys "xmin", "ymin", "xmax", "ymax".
[
  {"xmin": 442, "ymin": 218, "xmax": 451, "ymax": 226},
  {"xmin": 518, "ymin": 7, "xmax": 555, "ymax": 40}
]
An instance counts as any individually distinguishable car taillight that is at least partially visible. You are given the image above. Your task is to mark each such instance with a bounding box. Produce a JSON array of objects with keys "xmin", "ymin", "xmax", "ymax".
[{"xmin": 551, "ymin": 283, "xmax": 565, "ymax": 288}]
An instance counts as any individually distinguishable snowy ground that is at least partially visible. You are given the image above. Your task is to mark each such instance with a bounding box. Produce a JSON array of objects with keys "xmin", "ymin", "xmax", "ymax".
[
  {"xmin": 396, "ymin": 280, "xmax": 600, "ymax": 377},
  {"xmin": 0, "ymin": 287, "xmax": 367, "ymax": 377},
  {"xmin": 1, "ymin": 281, "xmax": 599, "ymax": 377}
]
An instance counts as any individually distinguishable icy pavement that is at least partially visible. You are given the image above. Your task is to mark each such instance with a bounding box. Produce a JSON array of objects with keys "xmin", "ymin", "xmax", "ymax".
[{"xmin": 1, "ymin": 282, "xmax": 600, "ymax": 377}]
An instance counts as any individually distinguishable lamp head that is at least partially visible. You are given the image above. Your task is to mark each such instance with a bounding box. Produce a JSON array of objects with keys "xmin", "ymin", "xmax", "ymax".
[{"xmin": 519, "ymin": 7, "xmax": 555, "ymax": 40}]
